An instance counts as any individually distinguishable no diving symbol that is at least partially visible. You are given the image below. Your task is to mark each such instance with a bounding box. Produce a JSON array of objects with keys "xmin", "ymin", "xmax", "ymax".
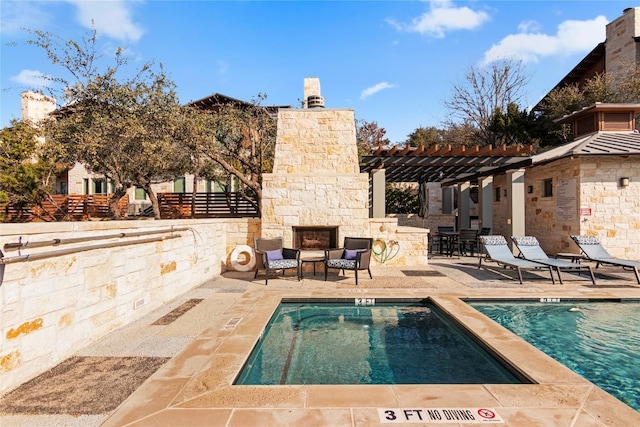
[{"xmin": 477, "ymin": 408, "xmax": 495, "ymax": 419}]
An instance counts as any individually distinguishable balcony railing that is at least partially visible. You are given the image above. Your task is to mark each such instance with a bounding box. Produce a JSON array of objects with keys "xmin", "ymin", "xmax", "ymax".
[
  {"xmin": 157, "ymin": 192, "xmax": 259, "ymax": 219},
  {"xmin": 3, "ymin": 192, "xmax": 259, "ymax": 222},
  {"xmin": 3, "ymin": 195, "xmax": 128, "ymax": 222}
]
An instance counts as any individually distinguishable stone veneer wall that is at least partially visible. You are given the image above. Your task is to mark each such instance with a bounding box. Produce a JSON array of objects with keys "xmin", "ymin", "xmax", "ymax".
[
  {"xmin": 261, "ymin": 108, "xmax": 370, "ymax": 244},
  {"xmin": 0, "ymin": 218, "xmax": 260, "ymax": 393},
  {"xmin": 606, "ymin": 7, "xmax": 640, "ymax": 85},
  {"xmin": 524, "ymin": 156, "xmax": 640, "ymax": 258},
  {"xmin": 577, "ymin": 156, "xmax": 640, "ymax": 259}
]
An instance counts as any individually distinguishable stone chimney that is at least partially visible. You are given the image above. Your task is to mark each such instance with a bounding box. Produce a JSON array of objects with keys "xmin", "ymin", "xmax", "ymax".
[
  {"xmin": 21, "ymin": 91, "xmax": 56, "ymax": 123},
  {"xmin": 260, "ymin": 78, "xmax": 370, "ymax": 246},
  {"xmin": 606, "ymin": 7, "xmax": 640, "ymax": 86}
]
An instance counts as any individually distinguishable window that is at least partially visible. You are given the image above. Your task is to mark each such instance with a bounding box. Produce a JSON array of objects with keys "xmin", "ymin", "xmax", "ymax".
[
  {"xmin": 93, "ymin": 179, "xmax": 107, "ymax": 194},
  {"xmin": 494, "ymin": 187, "xmax": 501, "ymax": 202},
  {"xmin": 135, "ymin": 187, "xmax": 146, "ymax": 200},
  {"xmin": 174, "ymin": 177, "xmax": 186, "ymax": 193},
  {"xmin": 543, "ymin": 179, "xmax": 553, "ymax": 197}
]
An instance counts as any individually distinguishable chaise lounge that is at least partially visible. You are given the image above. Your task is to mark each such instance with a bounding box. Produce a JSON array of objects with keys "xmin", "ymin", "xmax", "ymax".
[
  {"xmin": 570, "ymin": 235, "xmax": 640, "ymax": 284},
  {"xmin": 479, "ymin": 235, "xmax": 555, "ymax": 284},
  {"xmin": 511, "ymin": 236, "xmax": 596, "ymax": 285}
]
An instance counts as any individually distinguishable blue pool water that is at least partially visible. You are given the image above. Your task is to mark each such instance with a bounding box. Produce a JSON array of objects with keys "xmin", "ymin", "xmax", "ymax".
[
  {"xmin": 235, "ymin": 300, "xmax": 525, "ymax": 385},
  {"xmin": 468, "ymin": 300, "xmax": 640, "ymax": 412}
]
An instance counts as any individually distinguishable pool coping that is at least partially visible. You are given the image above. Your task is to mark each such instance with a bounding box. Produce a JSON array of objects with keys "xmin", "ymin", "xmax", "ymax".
[{"xmin": 102, "ymin": 286, "xmax": 640, "ymax": 427}]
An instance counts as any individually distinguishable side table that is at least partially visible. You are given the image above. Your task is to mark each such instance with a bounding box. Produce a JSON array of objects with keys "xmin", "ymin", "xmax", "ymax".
[{"xmin": 301, "ymin": 256, "xmax": 325, "ymax": 277}]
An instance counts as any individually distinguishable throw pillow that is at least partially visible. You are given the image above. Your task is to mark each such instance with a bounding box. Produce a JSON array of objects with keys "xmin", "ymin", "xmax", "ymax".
[
  {"xmin": 344, "ymin": 249, "xmax": 359, "ymax": 260},
  {"xmin": 265, "ymin": 249, "xmax": 284, "ymax": 261}
]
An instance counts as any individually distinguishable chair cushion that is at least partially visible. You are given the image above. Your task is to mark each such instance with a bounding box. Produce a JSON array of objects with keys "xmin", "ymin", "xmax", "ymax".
[
  {"xmin": 327, "ymin": 259, "xmax": 357, "ymax": 269},
  {"xmin": 266, "ymin": 259, "xmax": 298, "ymax": 269},
  {"xmin": 572, "ymin": 235, "xmax": 600, "ymax": 245},
  {"xmin": 480, "ymin": 235, "xmax": 508, "ymax": 246},
  {"xmin": 344, "ymin": 249, "xmax": 359, "ymax": 260},
  {"xmin": 512, "ymin": 236, "xmax": 539, "ymax": 246},
  {"xmin": 265, "ymin": 249, "xmax": 283, "ymax": 261}
]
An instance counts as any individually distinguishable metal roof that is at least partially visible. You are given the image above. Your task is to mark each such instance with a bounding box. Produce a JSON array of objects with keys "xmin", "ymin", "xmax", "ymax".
[
  {"xmin": 360, "ymin": 144, "xmax": 533, "ymax": 184},
  {"xmin": 531, "ymin": 131, "xmax": 640, "ymax": 165}
]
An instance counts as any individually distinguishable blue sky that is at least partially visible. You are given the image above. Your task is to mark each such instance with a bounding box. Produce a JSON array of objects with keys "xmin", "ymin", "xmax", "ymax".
[{"xmin": 0, "ymin": 0, "xmax": 630, "ymax": 143}]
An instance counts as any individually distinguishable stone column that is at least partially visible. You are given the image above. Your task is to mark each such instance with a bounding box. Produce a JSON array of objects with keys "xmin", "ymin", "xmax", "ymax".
[
  {"xmin": 371, "ymin": 169, "xmax": 386, "ymax": 218},
  {"xmin": 507, "ymin": 169, "xmax": 526, "ymax": 253},
  {"xmin": 457, "ymin": 181, "xmax": 471, "ymax": 229},
  {"xmin": 478, "ymin": 175, "xmax": 493, "ymax": 232}
]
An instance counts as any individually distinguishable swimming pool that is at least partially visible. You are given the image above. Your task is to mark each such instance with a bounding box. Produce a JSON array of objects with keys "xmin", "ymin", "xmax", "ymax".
[
  {"xmin": 468, "ymin": 300, "xmax": 640, "ymax": 412},
  {"xmin": 235, "ymin": 299, "xmax": 526, "ymax": 385}
]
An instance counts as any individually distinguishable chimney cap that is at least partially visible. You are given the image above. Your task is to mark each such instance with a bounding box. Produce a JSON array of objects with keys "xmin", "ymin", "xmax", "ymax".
[{"xmin": 307, "ymin": 95, "xmax": 325, "ymax": 108}]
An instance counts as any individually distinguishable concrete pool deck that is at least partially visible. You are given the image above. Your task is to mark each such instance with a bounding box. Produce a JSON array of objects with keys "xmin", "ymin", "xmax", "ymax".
[{"xmin": 2, "ymin": 257, "xmax": 640, "ymax": 427}]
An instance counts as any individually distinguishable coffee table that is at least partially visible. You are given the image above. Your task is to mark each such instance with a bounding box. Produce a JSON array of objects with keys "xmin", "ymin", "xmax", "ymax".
[{"xmin": 300, "ymin": 251, "xmax": 325, "ymax": 277}]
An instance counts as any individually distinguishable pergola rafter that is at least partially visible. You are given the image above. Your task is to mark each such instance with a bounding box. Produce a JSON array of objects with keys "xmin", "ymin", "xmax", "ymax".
[{"xmin": 360, "ymin": 144, "xmax": 534, "ymax": 184}]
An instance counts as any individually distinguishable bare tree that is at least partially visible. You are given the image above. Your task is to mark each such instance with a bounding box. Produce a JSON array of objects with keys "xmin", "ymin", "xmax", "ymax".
[
  {"xmin": 356, "ymin": 119, "xmax": 390, "ymax": 155},
  {"xmin": 444, "ymin": 59, "xmax": 530, "ymax": 146}
]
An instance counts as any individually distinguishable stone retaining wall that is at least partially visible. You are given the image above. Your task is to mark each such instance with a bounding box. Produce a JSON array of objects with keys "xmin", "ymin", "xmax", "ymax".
[{"xmin": 0, "ymin": 219, "xmax": 255, "ymax": 394}]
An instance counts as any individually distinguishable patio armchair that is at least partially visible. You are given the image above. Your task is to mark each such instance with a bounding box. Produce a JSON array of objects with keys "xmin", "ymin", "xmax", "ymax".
[
  {"xmin": 429, "ymin": 226, "xmax": 455, "ymax": 256},
  {"xmin": 570, "ymin": 235, "xmax": 640, "ymax": 284},
  {"xmin": 455, "ymin": 228, "xmax": 479, "ymax": 257},
  {"xmin": 478, "ymin": 235, "xmax": 555, "ymax": 284},
  {"xmin": 324, "ymin": 237, "xmax": 373, "ymax": 286},
  {"xmin": 253, "ymin": 237, "xmax": 301, "ymax": 285},
  {"xmin": 511, "ymin": 235, "xmax": 596, "ymax": 285}
]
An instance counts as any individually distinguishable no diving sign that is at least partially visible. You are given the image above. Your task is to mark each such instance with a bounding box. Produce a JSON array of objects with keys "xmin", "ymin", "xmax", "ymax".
[{"xmin": 378, "ymin": 407, "xmax": 504, "ymax": 424}]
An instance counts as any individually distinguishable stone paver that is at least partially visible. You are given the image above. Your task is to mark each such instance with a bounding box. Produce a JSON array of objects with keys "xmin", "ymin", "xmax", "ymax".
[{"xmin": 2, "ymin": 258, "xmax": 639, "ymax": 427}]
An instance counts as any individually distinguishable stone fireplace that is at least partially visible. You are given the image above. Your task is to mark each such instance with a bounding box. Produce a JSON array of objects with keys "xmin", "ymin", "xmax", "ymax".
[
  {"xmin": 260, "ymin": 78, "xmax": 371, "ymax": 247},
  {"xmin": 292, "ymin": 226, "xmax": 339, "ymax": 250}
]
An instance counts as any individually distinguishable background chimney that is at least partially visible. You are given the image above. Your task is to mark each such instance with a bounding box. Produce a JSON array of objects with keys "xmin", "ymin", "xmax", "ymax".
[{"xmin": 303, "ymin": 77, "xmax": 324, "ymax": 108}]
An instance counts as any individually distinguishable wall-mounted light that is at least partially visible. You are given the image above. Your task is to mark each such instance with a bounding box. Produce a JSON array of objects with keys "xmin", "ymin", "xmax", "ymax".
[
  {"xmin": 503, "ymin": 189, "xmax": 507, "ymax": 196},
  {"xmin": 527, "ymin": 185, "xmax": 533, "ymax": 194},
  {"xmin": 620, "ymin": 177, "xmax": 630, "ymax": 187}
]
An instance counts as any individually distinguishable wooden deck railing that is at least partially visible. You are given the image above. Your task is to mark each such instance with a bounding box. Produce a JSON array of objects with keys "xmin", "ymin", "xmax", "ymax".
[
  {"xmin": 157, "ymin": 192, "xmax": 259, "ymax": 219},
  {"xmin": 3, "ymin": 195, "xmax": 128, "ymax": 222},
  {"xmin": 3, "ymin": 192, "xmax": 259, "ymax": 222}
]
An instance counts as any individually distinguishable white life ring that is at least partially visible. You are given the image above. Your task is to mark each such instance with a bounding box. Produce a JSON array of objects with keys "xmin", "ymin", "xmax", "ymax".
[{"xmin": 230, "ymin": 245, "xmax": 256, "ymax": 272}]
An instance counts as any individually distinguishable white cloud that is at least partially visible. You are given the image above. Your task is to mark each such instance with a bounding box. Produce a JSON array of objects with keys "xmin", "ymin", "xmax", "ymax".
[
  {"xmin": 360, "ymin": 82, "xmax": 395, "ymax": 100},
  {"xmin": 482, "ymin": 15, "xmax": 609, "ymax": 65},
  {"xmin": 68, "ymin": 0, "xmax": 145, "ymax": 43},
  {"xmin": 11, "ymin": 69, "xmax": 52, "ymax": 87},
  {"xmin": 388, "ymin": 0, "xmax": 489, "ymax": 38},
  {"xmin": 517, "ymin": 20, "xmax": 540, "ymax": 33}
]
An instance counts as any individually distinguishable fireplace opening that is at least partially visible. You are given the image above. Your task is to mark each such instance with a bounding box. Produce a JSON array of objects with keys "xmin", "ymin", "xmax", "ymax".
[{"xmin": 293, "ymin": 226, "xmax": 338, "ymax": 250}]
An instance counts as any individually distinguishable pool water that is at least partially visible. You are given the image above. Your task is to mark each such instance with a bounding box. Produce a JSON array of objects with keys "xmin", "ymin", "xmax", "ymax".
[
  {"xmin": 235, "ymin": 300, "xmax": 524, "ymax": 385},
  {"xmin": 468, "ymin": 300, "xmax": 640, "ymax": 412}
]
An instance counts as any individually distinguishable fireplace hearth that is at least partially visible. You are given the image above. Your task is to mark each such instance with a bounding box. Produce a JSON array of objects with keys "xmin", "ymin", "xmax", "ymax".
[{"xmin": 293, "ymin": 226, "xmax": 338, "ymax": 250}]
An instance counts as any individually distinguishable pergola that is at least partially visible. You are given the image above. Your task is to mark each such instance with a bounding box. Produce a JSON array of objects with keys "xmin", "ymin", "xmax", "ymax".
[
  {"xmin": 360, "ymin": 143, "xmax": 535, "ymax": 231},
  {"xmin": 360, "ymin": 144, "xmax": 534, "ymax": 185}
]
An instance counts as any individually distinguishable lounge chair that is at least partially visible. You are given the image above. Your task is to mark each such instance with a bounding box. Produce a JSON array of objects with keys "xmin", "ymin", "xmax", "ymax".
[
  {"xmin": 511, "ymin": 236, "xmax": 596, "ymax": 285},
  {"xmin": 570, "ymin": 235, "xmax": 640, "ymax": 284},
  {"xmin": 324, "ymin": 237, "xmax": 373, "ymax": 286},
  {"xmin": 479, "ymin": 235, "xmax": 555, "ymax": 284}
]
